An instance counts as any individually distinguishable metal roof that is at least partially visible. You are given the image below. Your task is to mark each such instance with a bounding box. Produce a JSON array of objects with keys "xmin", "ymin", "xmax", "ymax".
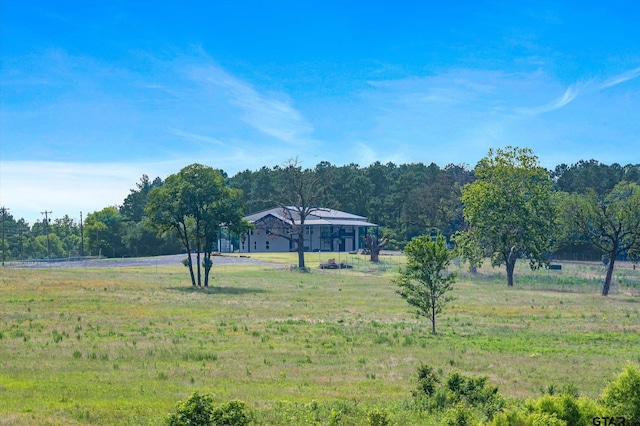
[{"xmin": 245, "ymin": 206, "xmax": 377, "ymax": 227}]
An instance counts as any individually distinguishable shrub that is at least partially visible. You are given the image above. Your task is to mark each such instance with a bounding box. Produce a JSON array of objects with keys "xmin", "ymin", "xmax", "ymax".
[
  {"xmin": 414, "ymin": 364, "xmax": 439, "ymax": 398},
  {"xmin": 491, "ymin": 409, "xmax": 567, "ymax": 426},
  {"xmin": 441, "ymin": 403, "xmax": 476, "ymax": 426},
  {"xmin": 211, "ymin": 400, "xmax": 252, "ymax": 426},
  {"xmin": 601, "ymin": 363, "xmax": 640, "ymax": 420},
  {"xmin": 367, "ymin": 408, "xmax": 391, "ymax": 426},
  {"xmin": 413, "ymin": 366, "xmax": 505, "ymax": 420},
  {"xmin": 528, "ymin": 412, "xmax": 566, "ymax": 426},
  {"xmin": 494, "ymin": 393, "xmax": 600, "ymax": 426},
  {"xmin": 531, "ymin": 394, "xmax": 582, "ymax": 426},
  {"xmin": 445, "ymin": 371, "xmax": 505, "ymax": 419},
  {"xmin": 167, "ymin": 392, "xmax": 215, "ymax": 426}
]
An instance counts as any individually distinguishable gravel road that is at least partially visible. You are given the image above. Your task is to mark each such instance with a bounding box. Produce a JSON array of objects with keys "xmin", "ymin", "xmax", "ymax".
[{"xmin": 5, "ymin": 254, "xmax": 276, "ymax": 269}]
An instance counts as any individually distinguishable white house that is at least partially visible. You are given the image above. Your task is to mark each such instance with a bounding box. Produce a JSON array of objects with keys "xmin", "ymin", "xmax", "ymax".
[{"xmin": 239, "ymin": 206, "xmax": 378, "ymax": 253}]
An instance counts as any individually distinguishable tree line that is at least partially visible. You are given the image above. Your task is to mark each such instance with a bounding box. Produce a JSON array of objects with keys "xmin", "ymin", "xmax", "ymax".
[{"xmin": 2, "ymin": 152, "xmax": 639, "ymax": 291}]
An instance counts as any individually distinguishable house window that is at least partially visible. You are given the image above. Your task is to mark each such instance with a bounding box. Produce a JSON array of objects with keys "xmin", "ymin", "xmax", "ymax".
[
  {"xmin": 254, "ymin": 241, "xmax": 257, "ymax": 250},
  {"xmin": 266, "ymin": 241, "xmax": 270, "ymax": 250}
]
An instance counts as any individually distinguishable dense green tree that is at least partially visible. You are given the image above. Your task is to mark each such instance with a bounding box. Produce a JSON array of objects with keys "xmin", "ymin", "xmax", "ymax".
[
  {"xmin": 120, "ymin": 174, "xmax": 163, "ymax": 222},
  {"xmin": 200, "ymin": 179, "xmax": 250, "ymax": 285},
  {"xmin": 33, "ymin": 234, "xmax": 65, "ymax": 259},
  {"xmin": 395, "ymin": 234, "xmax": 456, "ymax": 334},
  {"xmin": 230, "ymin": 166, "xmax": 280, "ymax": 214},
  {"xmin": 402, "ymin": 172, "xmax": 465, "ymax": 240},
  {"xmin": 0, "ymin": 212, "xmax": 30, "ymax": 261},
  {"xmin": 336, "ymin": 164, "xmax": 374, "ymax": 216},
  {"xmin": 146, "ymin": 164, "xmax": 249, "ymax": 287},
  {"xmin": 451, "ymin": 228, "xmax": 484, "ymax": 274},
  {"xmin": 460, "ymin": 146, "xmax": 555, "ymax": 287},
  {"xmin": 51, "ymin": 215, "xmax": 81, "ymax": 257},
  {"xmin": 554, "ymin": 160, "xmax": 626, "ymax": 196},
  {"xmin": 121, "ymin": 221, "xmax": 182, "ymax": 257},
  {"xmin": 558, "ymin": 182, "xmax": 640, "ymax": 296},
  {"xmin": 84, "ymin": 207, "xmax": 125, "ymax": 257}
]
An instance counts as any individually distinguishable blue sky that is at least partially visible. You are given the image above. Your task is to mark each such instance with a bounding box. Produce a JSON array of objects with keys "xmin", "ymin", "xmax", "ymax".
[{"xmin": 1, "ymin": 1, "xmax": 639, "ymax": 224}]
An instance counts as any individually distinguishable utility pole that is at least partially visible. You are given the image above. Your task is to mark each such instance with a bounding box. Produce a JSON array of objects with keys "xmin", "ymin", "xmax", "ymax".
[
  {"xmin": 19, "ymin": 226, "xmax": 24, "ymax": 260},
  {"xmin": 1, "ymin": 207, "xmax": 8, "ymax": 266},
  {"xmin": 80, "ymin": 211, "xmax": 84, "ymax": 258},
  {"xmin": 41, "ymin": 210, "xmax": 52, "ymax": 261}
]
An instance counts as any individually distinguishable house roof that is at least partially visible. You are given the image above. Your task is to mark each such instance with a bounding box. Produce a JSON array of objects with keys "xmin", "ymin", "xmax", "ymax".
[{"xmin": 245, "ymin": 206, "xmax": 377, "ymax": 227}]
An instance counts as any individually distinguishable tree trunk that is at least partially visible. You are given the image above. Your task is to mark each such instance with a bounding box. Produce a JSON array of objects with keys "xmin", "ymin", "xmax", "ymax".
[
  {"xmin": 431, "ymin": 298, "xmax": 437, "ymax": 334},
  {"xmin": 180, "ymin": 222, "xmax": 197, "ymax": 286},
  {"xmin": 195, "ymin": 221, "xmax": 202, "ymax": 287},
  {"xmin": 506, "ymin": 258, "xmax": 515, "ymax": 287},
  {"xmin": 203, "ymin": 254, "xmax": 212, "ymax": 287},
  {"xmin": 506, "ymin": 247, "xmax": 516, "ymax": 287},
  {"xmin": 365, "ymin": 235, "xmax": 388, "ymax": 263},
  {"xmin": 297, "ymin": 233, "xmax": 306, "ymax": 269},
  {"xmin": 196, "ymin": 251, "xmax": 202, "ymax": 286},
  {"xmin": 602, "ymin": 253, "xmax": 616, "ymax": 296},
  {"xmin": 186, "ymin": 252, "xmax": 196, "ymax": 286}
]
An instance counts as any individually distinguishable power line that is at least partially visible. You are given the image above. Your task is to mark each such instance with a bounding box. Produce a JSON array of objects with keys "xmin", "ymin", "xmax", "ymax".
[
  {"xmin": 80, "ymin": 211, "xmax": 84, "ymax": 258},
  {"xmin": 41, "ymin": 210, "xmax": 52, "ymax": 261},
  {"xmin": 1, "ymin": 207, "xmax": 8, "ymax": 266}
]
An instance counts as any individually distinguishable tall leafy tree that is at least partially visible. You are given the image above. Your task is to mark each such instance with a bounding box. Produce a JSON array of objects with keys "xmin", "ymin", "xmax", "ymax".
[
  {"xmin": 120, "ymin": 174, "xmax": 163, "ymax": 222},
  {"xmin": 0, "ymin": 212, "xmax": 30, "ymax": 261},
  {"xmin": 146, "ymin": 164, "xmax": 249, "ymax": 287},
  {"xmin": 84, "ymin": 207, "xmax": 125, "ymax": 257},
  {"xmin": 51, "ymin": 215, "xmax": 81, "ymax": 257},
  {"xmin": 559, "ymin": 182, "xmax": 640, "ymax": 296},
  {"xmin": 459, "ymin": 146, "xmax": 555, "ymax": 287},
  {"xmin": 395, "ymin": 234, "xmax": 456, "ymax": 334}
]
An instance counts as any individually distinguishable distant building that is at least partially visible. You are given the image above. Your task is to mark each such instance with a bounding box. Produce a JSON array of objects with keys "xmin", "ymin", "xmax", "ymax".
[{"xmin": 239, "ymin": 207, "xmax": 378, "ymax": 253}]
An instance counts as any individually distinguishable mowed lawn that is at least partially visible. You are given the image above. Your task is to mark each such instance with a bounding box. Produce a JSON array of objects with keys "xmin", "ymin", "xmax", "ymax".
[{"xmin": 0, "ymin": 254, "xmax": 639, "ymax": 425}]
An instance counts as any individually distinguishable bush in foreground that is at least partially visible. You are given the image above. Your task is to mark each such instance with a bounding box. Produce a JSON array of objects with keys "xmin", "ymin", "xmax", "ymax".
[
  {"xmin": 167, "ymin": 392, "xmax": 251, "ymax": 426},
  {"xmin": 167, "ymin": 364, "xmax": 640, "ymax": 425}
]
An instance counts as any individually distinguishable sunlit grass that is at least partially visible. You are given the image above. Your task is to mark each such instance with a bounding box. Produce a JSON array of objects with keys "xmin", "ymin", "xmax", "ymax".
[{"xmin": 0, "ymin": 257, "xmax": 638, "ymax": 424}]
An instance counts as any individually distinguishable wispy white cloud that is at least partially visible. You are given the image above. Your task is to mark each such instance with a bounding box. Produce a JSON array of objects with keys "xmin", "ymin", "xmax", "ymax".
[
  {"xmin": 516, "ymin": 81, "xmax": 589, "ymax": 115},
  {"xmin": 170, "ymin": 128, "xmax": 225, "ymax": 146},
  {"xmin": 516, "ymin": 66, "xmax": 640, "ymax": 115},
  {"xmin": 599, "ymin": 66, "xmax": 640, "ymax": 89},
  {"xmin": 187, "ymin": 64, "xmax": 314, "ymax": 145}
]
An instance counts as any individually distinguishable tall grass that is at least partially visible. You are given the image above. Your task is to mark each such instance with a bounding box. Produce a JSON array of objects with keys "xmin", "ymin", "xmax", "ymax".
[{"xmin": 0, "ymin": 256, "xmax": 638, "ymax": 424}]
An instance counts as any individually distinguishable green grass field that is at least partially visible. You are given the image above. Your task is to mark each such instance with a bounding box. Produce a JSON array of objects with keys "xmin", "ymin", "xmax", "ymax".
[{"xmin": 1, "ymin": 254, "xmax": 639, "ymax": 425}]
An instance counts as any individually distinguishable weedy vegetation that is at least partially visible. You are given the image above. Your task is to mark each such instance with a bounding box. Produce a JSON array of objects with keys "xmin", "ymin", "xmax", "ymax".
[{"xmin": 0, "ymin": 254, "xmax": 639, "ymax": 424}]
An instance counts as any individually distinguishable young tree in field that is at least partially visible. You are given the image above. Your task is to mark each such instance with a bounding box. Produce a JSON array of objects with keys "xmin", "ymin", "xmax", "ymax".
[
  {"xmin": 395, "ymin": 234, "xmax": 456, "ymax": 334},
  {"xmin": 145, "ymin": 164, "xmax": 249, "ymax": 287},
  {"xmin": 459, "ymin": 146, "xmax": 555, "ymax": 287},
  {"xmin": 559, "ymin": 181, "xmax": 640, "ymax": 296}
]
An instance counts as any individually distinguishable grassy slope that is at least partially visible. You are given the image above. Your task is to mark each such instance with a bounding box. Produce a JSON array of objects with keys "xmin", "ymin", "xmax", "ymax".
[{"xmin": 0, "ymin": 255, "xmax": 638, "ymax": 424}]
